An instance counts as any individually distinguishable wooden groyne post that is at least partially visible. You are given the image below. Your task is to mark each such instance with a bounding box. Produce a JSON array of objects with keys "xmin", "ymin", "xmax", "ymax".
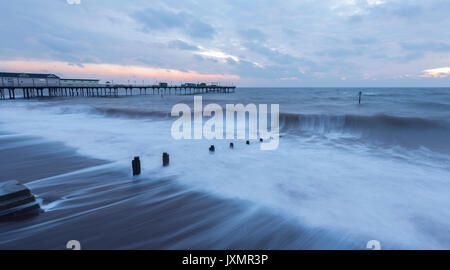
[
  {"xmin": 132, "ymin": 157, "xmax": 141, "ymax": 176},
  {"xmin": 163, "ymin": 153, "xmax": 170, "ymax": 167}
]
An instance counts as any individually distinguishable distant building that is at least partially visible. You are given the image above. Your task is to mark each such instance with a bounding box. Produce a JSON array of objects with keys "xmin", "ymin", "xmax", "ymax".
[
  {"xmin": 60, "ymin": 79, "xmax": 100, "ymax": 86},
  {"xmin": 0, "ymin": 72, "xmax": 60, "ymax": 87},
  {"xmin": 0, "ymin": 72, "xmax": 100, "ymax": 87}
]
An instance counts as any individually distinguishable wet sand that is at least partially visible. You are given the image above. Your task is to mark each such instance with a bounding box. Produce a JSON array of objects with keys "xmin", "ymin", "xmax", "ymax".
[{"xmin": 0, "ymin": 132, "xmax": 357, "ymax": 250}]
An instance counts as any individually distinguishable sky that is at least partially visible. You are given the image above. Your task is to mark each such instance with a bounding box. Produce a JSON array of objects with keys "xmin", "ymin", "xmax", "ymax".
[{"xmin": 0, "ymin": 0, "xmax": 449, "ymax": 86}]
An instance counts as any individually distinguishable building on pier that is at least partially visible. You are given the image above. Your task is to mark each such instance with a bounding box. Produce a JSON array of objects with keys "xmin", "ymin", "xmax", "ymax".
[
  {"xmin": 60, "ymin": 79, "xmax": 100, "ymax": 86},
  {"xmin": 0, "ymin": 72, "xmax": 61, "ymax": 87},
  {"xmin": 0, "ymin": 72, "xmax": 100, "ymax": 88}
]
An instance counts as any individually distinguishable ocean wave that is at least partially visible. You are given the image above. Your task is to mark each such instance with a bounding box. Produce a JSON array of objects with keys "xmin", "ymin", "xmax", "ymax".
[
  {"xmin": 280, "ymin": 113, "xmax": 450, "ymax": 152},
  {"xmin": 280, "ymin": 113, "xmax": 446, "ymax": 132},
  {"xmin": 92, "ymin": 107, "xmax": 171, "ymax": 119}
]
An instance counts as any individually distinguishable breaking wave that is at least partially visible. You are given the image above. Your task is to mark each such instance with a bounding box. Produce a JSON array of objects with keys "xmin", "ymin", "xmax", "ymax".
[
  {"xmin": 280, "ymin": 113, "xmax": 450, "ymax": 152},
  {"xmin": 92, "ymin": 107, "xmax": 171, "ymax": 119}
]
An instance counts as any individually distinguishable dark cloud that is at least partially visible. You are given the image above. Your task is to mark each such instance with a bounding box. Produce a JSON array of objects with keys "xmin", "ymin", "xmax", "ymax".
[
  {"xmin": 352, "ymin": 37, "xmax": 377, "ymax": 45},
  {"xmin": 370, "ymin": 52, "xmax": 425, "ymax": 63},
  {"xmin": 282, "ymin": 28, "xmax": 301, "ymax": 37},
  {"xmin": 168, "ymin": 40, "xmax": 198, "ymax": 51},
  {"xmin": 186, "ymin": 20, "xmax": 216, "ymax": 39},
  {"xmin": 401, "ymin": 42, "xmax": 450, "ymax": 52},
  {"xmin": 369, "ymin": 3, "xmax": 424, "ymax": 19},
  {"xmin": 37, "ymin": 34, "xmax": 87, "ymax": 53},
  {"xmin": 347, "ymin": 15, "xmax": 364, "ymax": 23},
  {"xmin": 134, "ymin": 8, "xmax": 187, "ymax": 31},
  {"xmin": 238, "ymin": 28, "xmax": 267, "ymax": 42},
  {"xmin": 243, "ymin": 42, "xmax": 297, "ymax": 64},
  {"xmin": 133, "ymin": 7, "xmax": 216, "ymax": 39},
  {"xmin": 316, "ymin": 48, "xmax": 364, "ymax": 58}
]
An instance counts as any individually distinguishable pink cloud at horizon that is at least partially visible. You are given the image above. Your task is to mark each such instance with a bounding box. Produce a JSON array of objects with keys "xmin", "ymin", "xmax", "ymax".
[
  {"xmin": 420, "ymin": 67, "xmax": 450, "ymax": 78},
  {"xmin": 0, "ymin": 60, "xmax": 240, "ymax": 83}
]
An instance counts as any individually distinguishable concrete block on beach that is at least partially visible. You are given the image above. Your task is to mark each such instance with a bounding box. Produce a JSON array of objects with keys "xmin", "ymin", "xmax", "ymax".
[{"xmin": 0, "ymin": 180, "xmax": 40, "ymax": 218}]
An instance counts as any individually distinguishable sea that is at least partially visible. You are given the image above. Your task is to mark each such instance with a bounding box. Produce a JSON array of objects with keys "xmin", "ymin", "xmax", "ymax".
[{"xmin": 0, "ymin": 87, "xmax": 449, "ymax": 249}]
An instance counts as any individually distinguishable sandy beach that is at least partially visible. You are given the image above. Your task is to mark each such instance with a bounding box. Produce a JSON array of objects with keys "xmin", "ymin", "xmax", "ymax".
[{"xmin": 0, "ymin": 131, "xmax": 354, "ymax": 250}]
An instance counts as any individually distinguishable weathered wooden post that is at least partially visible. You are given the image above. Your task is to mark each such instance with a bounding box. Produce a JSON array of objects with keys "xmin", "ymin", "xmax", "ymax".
[
  {"xmin": 132, "ymin": 156, "xmax": 141, "ymax": 176},
  {"xmin": 163, "ymin": 153, "xmax": 170, "ymax": 167}
]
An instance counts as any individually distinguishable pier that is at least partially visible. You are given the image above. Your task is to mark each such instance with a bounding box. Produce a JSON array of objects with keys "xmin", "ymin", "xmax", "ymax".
[{"xmin": 0, "ymin": 84, "xmax": 236, "ymax": 100}]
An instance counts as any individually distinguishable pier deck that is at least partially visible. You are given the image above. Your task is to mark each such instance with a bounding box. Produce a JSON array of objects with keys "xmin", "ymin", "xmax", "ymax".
[{"xmin": 0, "ymin": 84, "xmax": 236, "ymax": 100}]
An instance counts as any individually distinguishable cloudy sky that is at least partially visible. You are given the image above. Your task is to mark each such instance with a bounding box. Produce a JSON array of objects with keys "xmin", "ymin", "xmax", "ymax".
[{"xmin": 0, "ymin": 0, "xmax": 449, "ymax": 86}]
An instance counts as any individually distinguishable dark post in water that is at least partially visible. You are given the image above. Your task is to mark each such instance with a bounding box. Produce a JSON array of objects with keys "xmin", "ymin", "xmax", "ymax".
[
  {"xmin": 209, "ymin": 145, "xmax": 215, "ymax": 152},
  {"xmin": 163, "ymin": 153, "xmax": 170, "ymax": 167},
  {"xmin": 132, "ymin": 156, "xmax": 141, "ymax": 176}
]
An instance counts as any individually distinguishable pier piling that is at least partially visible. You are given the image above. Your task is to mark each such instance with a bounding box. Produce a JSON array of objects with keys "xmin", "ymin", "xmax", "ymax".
[{"xmin": 1, "ymin": 84, "xmax": 235, "ymax": 101}]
